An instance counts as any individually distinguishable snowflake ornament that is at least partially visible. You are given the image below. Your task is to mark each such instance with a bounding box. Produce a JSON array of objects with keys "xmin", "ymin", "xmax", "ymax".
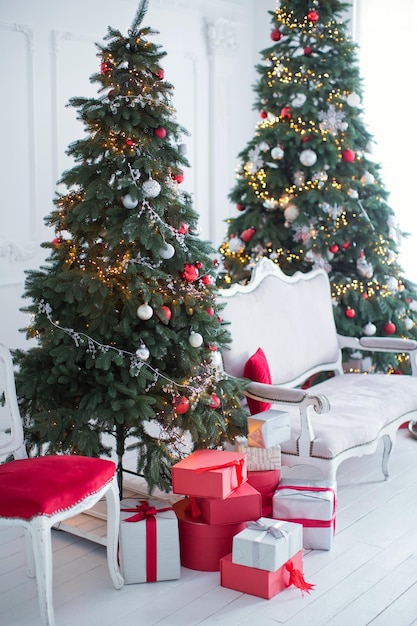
[
  {"xmin": 318, "ymin": 104, "xmax": 347, "ymax": 135},
  {"xmin": 322, "ymin": 202, "xmax": 343, "ymax": 220}
]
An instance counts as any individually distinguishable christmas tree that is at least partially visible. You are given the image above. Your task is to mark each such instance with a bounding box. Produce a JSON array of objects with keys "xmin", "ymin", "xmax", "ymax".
[
  {"xmin": 14, "ymin": 0, "xmax": 247, "ymax": 494},
  {"xmin": 218, "ymin": 0, "xmax": 417, "ymax": 373}
]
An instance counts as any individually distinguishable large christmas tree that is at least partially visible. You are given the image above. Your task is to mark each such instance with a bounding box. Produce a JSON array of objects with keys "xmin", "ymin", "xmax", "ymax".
[
  {"xmin": 218, "ymin": 0, "xmax": 417, "ymax": 373},
  {"xmin": 14, "ymin": 1, "xmax": 247, "ymax": 494}
]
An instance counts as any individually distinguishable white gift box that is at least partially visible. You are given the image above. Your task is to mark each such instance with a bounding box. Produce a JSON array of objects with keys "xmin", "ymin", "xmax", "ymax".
[
  {"xmin": 232, "ymin": 517, "xmax": 303, "ymax": 572},
  {"xmin": 272, "ymin": 479, "xmax": 337, "ymax": 550},
  {"xmin": 235, "ymin": 438, "xmax": 281, "ymax": 471},
  {"xmin": 119, "ymin": 499, "xmax": 180, "ymax": 584},
  {"xmin": 247, "ymin": 409, "xmax": 291, "ymax": 448}
]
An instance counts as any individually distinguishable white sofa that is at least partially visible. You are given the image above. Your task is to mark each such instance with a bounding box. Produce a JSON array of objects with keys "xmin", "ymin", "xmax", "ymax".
[{"xmin": 218, "ymin": 258, "xmax": 417, "ymax": 481}]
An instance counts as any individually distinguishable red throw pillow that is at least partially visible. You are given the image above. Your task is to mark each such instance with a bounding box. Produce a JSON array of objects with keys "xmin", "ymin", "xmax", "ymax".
[{"xmin": 243, "ymin": 347, "xmax": 272, "ymax": 415}]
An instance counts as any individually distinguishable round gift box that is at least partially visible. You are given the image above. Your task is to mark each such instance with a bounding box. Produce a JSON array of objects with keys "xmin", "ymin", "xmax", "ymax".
[
  {"xmin": 246, "ymin": 469, "xmax": 281, "ymax": 509},
  {"xmin": 173, "ymin": 498, "xmax": 246, "ymax": 571}
]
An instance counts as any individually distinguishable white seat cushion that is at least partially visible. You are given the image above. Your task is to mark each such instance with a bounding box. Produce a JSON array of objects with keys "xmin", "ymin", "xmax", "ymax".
[{"xmin": 281, "ymin": 374, "xmax": 417, "ymax": 459}]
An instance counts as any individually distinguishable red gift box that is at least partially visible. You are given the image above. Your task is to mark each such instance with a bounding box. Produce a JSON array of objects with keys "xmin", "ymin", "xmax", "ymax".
[
  {"xmin": 196, "ymin": 481, "xmax": 262, "ymax": 525},
  {"xmin": 220, "ymin": 549, "xmax": 304, "ymax": 599},
  {"xmin": 246, "ymin": 469, "xmax": 280, "ymax": 511},
  {"xmin": 173, "ymin": 498, "xmax": 246, "ymax": 571},
  {"xmin": 172, "ymin": 449, "xmax": 247, "ymax": 499}
]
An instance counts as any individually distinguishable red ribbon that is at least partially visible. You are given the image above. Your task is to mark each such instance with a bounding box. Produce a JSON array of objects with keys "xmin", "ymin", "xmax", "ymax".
[
  {"xmin": 285, "ymin": 559, "xmax": 315, "ymax": 596},
  {"xmin": 121, "ymin": 500, "xmax": 172, "ymax": 582},
  {"xmin": 194, "ymin": 457, "xmax": 245, "ymax": 487},
  {"xmin": 184, "ymin": 496, "xmax": 201, "ymax": 518}
]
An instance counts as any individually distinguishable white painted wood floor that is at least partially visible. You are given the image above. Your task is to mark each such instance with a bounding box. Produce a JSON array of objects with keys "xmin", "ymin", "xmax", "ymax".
[{"xmin": 1, "ymin": 428, "xmax": 417, "ymax": 626}]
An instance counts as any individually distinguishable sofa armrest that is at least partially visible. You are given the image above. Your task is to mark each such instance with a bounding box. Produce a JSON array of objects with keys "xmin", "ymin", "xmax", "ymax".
[
  {"xmin": 338, "ymin": 334, "xmax": 417, "ymax": 353},
  {"xmin": 245, "ymin": 380, "xmax": 330, "ymax": 414}
]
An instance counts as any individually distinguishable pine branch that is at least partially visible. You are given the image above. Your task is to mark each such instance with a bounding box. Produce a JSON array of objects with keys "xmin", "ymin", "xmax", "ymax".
[{"xmin": 131, "ymin": 0, "xmax": 149, "ymax": 34}]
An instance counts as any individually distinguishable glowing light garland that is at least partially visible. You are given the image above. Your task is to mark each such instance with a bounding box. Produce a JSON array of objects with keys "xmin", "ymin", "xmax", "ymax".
[{"xmin": 37, "ymin": 300, "xmax": 220, "ymax": 398}]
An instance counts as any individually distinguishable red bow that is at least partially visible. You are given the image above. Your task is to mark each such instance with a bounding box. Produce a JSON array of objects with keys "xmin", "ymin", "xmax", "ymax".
[
  {"xmin": 285, "ymin": 560, "xmax": 315, "ymax": 596},
  {"xmin": 194, "ymin": 457, "xmax": 245, "ymax": 487}
]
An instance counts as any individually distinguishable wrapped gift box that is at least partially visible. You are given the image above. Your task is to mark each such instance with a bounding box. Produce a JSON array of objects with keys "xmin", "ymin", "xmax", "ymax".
[
  {"xmin": 232, "ymin": 517, "xmax": 303, "ymax": 572},
  {"xmin": 272, "ymin": 479, "xmax": 337, "ymax": 550},
  {"xmin": 247, "ymin": 469, "xmax": 281, "ymax": 515},
  {"xmin": 235, "ymin": 439, "xmax": 281, "ymax": 471},
  {"xmin": 220, "ymin": 550, "xmax": 304, "ymax": 600},
  {"xmin": 119, "ymin": 499, "xmax": 180, "ymax": 584},
  {"xmin": 171, "ymin": 448, "xmax": 247, "ymax": 499},
  {"xmin": 196, "ymin": 481, "xmax": 262, "ymax": 525},
  {"xmin": 173, "ymin": 498, "xmax": 246, "ymax": 571},
  {"xmin": 247, "ymin": 410, "xmax": 290, "ymax": 448}
]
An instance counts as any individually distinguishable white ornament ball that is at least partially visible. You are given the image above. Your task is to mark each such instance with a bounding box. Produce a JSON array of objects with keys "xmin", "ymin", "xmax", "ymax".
[
  {"xmin": 228, "ymin": 237, "xmax": 245, "ymax": 253},
  {"xmin": 361, "ymin": 171, "xmax": 375, "ymax": 185},
  {"xmin": 299, "ymin": 149, "xmax": 317, "ymax": 167},
  {"xmin": 122, "ymin": 194, "xmax": 139, "ymax": 209},
  {"xmin": 348, "ymin": 188, "xmax": 359, "ymax": 199},
  {"xmin": 284, "ymin": 204, "xmax": 299, "ymax": 222},
  {"xmin": 189, "ymin": 331, "xmax": 203, "ymax": 348},
  {"xmin": 386, "ymin": 277, "xmax": 398, "ymax": 291},
  {"xmin": 346, "ymin": 92, "xmax": 361, "ymax": 107},
  {"xmin": 142, "ymin": 178, "xmax": 161, "ymax": 198},
  {"xmin": 271, "ymin": 146, "xmax": 284, "ymax": 160},
  {"xmin": 137, "ymin": 303, "xmax": 153, "ymax": 320},
  {"xmin": 210, "ymin": 350, "xmax": 223, "ymax": 368},
  {"xmin": 410, "ymin": 300, "xmax": 417, "ymax": 312},
  {"xmin": 136, "ymin": 345, "xmax": 150, "ymax": 361},
  {"xmin": 263, "ymin": 198, "xmax": 279, "ymax": 210},
  {"xmin": 259, "ymin": 141, "xmax": 269, "ymax": 151},
  {"xmin": 291, "ymin": 93, "xmax": 307, "ymax": 107},
  {"xmin": 404, "ymin": 317, "xmax": 414, "ymax": 331},
  {"xmin": 363, "ymin": 322, "xmax": 377, "ymax": 336},
  {"xmin": 159, "ymin": 243, "xmax": 175, "ymax": 259}
]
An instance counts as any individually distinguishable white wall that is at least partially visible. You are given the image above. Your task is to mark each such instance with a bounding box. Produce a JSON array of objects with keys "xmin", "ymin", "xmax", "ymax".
[{"xmin": 0, "ymin": 0, "xmax": 266, "ymax": 350}]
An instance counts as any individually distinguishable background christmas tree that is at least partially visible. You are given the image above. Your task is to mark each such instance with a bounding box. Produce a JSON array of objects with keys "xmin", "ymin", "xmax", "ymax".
[
  {"xmin": 14, "ymin": 0, "xmax": 247, "ymax": 494},
  {"xmin": 218, "ymin": 0, "xmax": 417, "ymax": 374}
]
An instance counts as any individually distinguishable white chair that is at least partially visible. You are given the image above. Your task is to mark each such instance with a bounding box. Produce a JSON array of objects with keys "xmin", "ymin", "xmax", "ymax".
[
  {"xmin": 219, "ymin": 258, "xmax": 417, "ymax": 481},
  {"xmin": 0, "ymin": 343, "xmax": 124, "ymax": 626}
]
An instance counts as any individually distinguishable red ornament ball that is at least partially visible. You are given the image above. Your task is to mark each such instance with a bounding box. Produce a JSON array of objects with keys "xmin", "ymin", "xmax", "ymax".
[
  {"xmin": 384, "ymin": 322, "xmax": 396, "ymax": 335},
  {"xmin": 154, "ymin": 126, "xmax": 167, "ymax": 139},
  {"xmin": 155, "ymin": 68, "xmax": 165, "ymax": 79},
  {"xmin": 329, "ymin": 244, "xmax": 339, "ymax": 254},
  {"xmin": 201, "ymin": 275, "xmax": 211, "ymax": 285},
  {"xmin": 125, "ymin": 138, "xmax": 134, "ymax": 147},
  {"xmin": 100, "ymin": 61, "xmax": 111, "ymax": 74},
  {"xmin": 206, "ymin": 307, "xmax": 215, "ymax": 317},
  {"xmin": 171, "ymin": 170, "xmax": 184, "ymax": 183},
  {"xmin": 260, "ymin": 110, "xmax": 268, "ymax": 119},
  {"xmin": 342, "ymin": 149, "xmax": 355, "ymax": 162},
  {"xmin": 307, "ymin": 10, "xmax": 319, "ymax": 22},
  {"xmin": 270, "ymin": 29, "xmax": 282, "ymax": 42},
  {"xmin": 342, "ymin": 241, "xmax": 350, "ymax": 249},
  {"xmin": 236, "ymin": 203, "xmax": 245, "ymax": 211},
  {"xmin": 301, "ymin": 135, "xmax": 311, "ymax": 143},
  {"xmin": 174, "ymin": 396, "xmax": 190, "ymax": 414},
  {"xmin": 345, "ymin": 308, "xmax": 356, "ymax": 319},
  {"xmin": 160, "ymin": 306, "xmax": 172, "ymax": 322},
  {"xmin": 304, "ymin": 46, "xmax": 313, "ymax": 56},
  {"xmin": 241, "ymin": 227, "xmax": 255, "ymax": 243},
  {"xmin": 181, "ymin": 264, "xmax": 199, "ymax": 282},
  {"xmin": 195, "ymin": 261, "xmax": 203, "ymax": 269},
  {"xmin": 281, "ymin": 106, "xmax": 292, "ymax": 119},
  {"xmin": 178, "ymin": 223, "xmax": 187, "ymax": 235},
  {"xmin": 208, "ymin": 394, "xmax": 221, "ymax": 409}
]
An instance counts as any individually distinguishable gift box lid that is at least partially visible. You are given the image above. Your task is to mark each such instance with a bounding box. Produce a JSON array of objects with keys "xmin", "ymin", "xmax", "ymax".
[
  {"xmin": 173, "ymin": 497, "xmax": 247, "ymax": 539},
  {"xmin": 232, "ymin": 517, "xmax": 303, "ymax": 572},
  {"xmin": 171, "ymin": 448, "xmax": 247, "ymax": 499},
  {"xmin": 273, "ymin": 479, "xmax": 337, "ymax": 522}
]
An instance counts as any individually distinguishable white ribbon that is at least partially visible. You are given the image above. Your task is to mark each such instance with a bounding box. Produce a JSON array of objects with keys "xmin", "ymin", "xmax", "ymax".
[{"xmin": 246, "ymin": 520, "xmax": 289, "ymax": 568}]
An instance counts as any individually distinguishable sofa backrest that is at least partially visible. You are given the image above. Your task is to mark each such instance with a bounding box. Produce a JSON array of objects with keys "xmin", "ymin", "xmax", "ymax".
[{"xmin": 218, "ymin": 258, "xmax": 342, "ymax": 386}]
